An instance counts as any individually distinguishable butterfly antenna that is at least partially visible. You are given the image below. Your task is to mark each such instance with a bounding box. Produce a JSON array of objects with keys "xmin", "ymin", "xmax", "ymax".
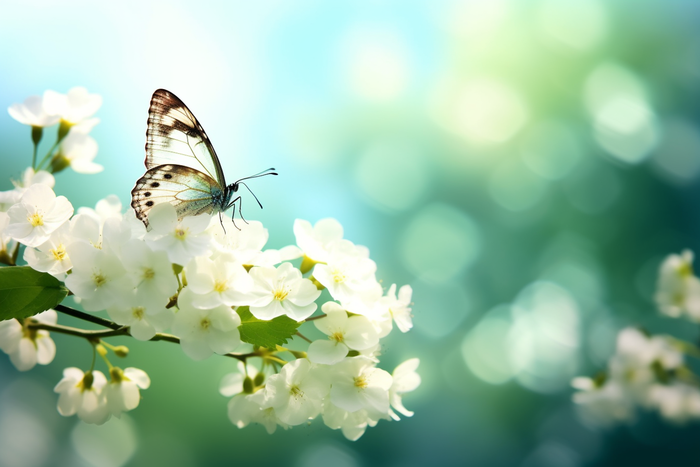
[
  {"xmin": 239, "ymin": 182, "xmax": 264, "ymax": 209},
  {"xmin": 234, "ymin": 168, "xmax": 278, "ymax": 184}
]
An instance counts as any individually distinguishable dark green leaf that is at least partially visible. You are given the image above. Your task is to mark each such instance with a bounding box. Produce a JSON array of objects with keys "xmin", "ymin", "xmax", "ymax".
[
  {"xmin": 236, "ymin": 306, "xmax": 302, "ymax": 349},
  {"xmin": 0, "ymin": 266, "xmax": 69, "ymax": 321}
]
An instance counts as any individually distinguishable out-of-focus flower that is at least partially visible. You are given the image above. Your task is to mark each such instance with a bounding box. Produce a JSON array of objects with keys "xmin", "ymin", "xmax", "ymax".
[
  {"xmin": 53, "ymin": 130, "xmax": 102, "ymax": 174},
  {"xmin": 247, "ymin": 262, "xmax": 321, "ymax": 321},
  {"xmin": 43, "ymin": 87, "xmax": 102, "ymax": 125},
  {"xmin": 0, "ymin": 309, "xmax": 57, "ymax": 371},
  {"xmin": 7, "ymin": 93, "xmax": 60, "ymax": 127},
  {"xmin": 54, "ymin": 368, "xmax": 110, "ymax": 425},
  {"xmin": 105, "ymin": 367, "xmax": 150, "ymax": 418},
  {"xmin": 5, "ymin": 184, "xmax": 73, "ymax": 248},
  {"xmin": 307, "ymin": 301, "xmax": 379, "ymax": 365},
  {"xmin": 220, "ymin": 361, "xmax": 259, "ymax": 397},
  {"xmin": 572, "ymin": 377, "xmax": 635, "ymax": 426},
  {"xmin": 227, "ymin": 393, "xmax": 289, "ymax": 434},
  {"xmin": 648, "ymin": 382, "xmax": 700, "ymax": 424},
  {"xmin": 145, "ymin": 203, "xmax": 212, "ymax": 265},
  {"xmin": 322, "ymin": 399, "xmax": 372, "ymax": 441},
  {"xmin": 655, "ymin": 250, "xmax": 700, "ymax": 321},
  {"xmin": 172, "ymin": 288, "xmax": 242, "ymax": 360},
  {"xmin": 0, "ymin": 167, "xmax": 55, "ymax": 212}
]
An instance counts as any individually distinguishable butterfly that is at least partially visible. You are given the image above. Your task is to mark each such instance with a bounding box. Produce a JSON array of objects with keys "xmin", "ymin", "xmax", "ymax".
[{"xmin": 131, "ymin": 89, "xmax": 276, "ymax": 228}]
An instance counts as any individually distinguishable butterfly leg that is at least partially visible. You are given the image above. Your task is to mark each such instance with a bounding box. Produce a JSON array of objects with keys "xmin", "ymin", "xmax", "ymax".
[{"xmin": 218, "ymin": 212, "xmax": 227, "ymax": 234}]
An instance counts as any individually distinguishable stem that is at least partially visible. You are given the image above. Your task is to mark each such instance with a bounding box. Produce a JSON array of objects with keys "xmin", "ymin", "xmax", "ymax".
[
  {"xmin": 304, "ymin": 313, "xmax": 327, "ymax": 322},
  {"xmin": 55, "ymin": 304, "xmax": 122, "ymax": 330},
  {"xmin": 295, "ymin": 331, "xmax": 312, "ymax": 343}
]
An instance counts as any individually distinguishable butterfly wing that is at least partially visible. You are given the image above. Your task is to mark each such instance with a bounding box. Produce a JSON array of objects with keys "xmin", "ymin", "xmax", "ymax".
[
  {"xmin": 131, "ymin": 164, "xmax": 228, "ymax": 226},
  {"xmin": 145, "ymin": 89, "xmax": 226, "ymax": 187}
]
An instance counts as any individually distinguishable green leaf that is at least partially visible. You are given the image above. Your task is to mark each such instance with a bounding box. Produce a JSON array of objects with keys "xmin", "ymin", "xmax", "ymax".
[
  {"xmin": 0, "ymin": 266, "xmax": 69, "ymax": 321},
  {"xmin": 236, "ymin": 306, "xmax": 302, "ymax": 349}
]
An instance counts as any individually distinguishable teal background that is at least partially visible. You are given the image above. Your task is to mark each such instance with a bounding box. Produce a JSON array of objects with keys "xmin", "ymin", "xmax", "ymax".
[{"xmin": 2, "ymin": 1, "xmax": 700, "ymax": 466}]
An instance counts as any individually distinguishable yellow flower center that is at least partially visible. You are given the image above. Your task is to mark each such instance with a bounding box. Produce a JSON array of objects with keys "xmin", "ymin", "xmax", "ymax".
[
  {"xmin": 214, "ymin": 280, "xmax": 228, "ymax": 293},
  {"xmin": 132, "ymin": 307, "xmax": 145, "ymax": 320},
  {"xmin": 330, "ymin": 331, "xmax": 344, "ymax": 343},
  {"xmin": 353, "ymin": 375, "xmax": 368, "ymax": 389},
  {"xmin": 28, "ymin": 212, "xmax": 44, "ymax": 227},
  {"xmin": 331, "ymin": 269, "xmax": 346, "ymax": 284},
  {"xmin": 273, "ymin": 287, "xmax": 289, "ymax": 301},
  {"xmin": 677, "ymin": 262, "xmax": 693, "ymax": 277},
  {"xmin": 142, "ymin": 267, "xmax": 155, "ymax": 280},
  {"xmin": 92, "ymin": 273, "xmax": 107, "ymax": 288},
  {"xmin": 51, "ymin": 244, "xmax": 67, "ymax": 261},
  {"xmin": 200, "ymin": 317, "xmax": 212, "ymax": 330},
  {"xmin": 174, "ymin": 228, "xmax": 188, "ymax": 240},
  {"xmin": 289, "ymin": 385, "xmax": 304, "ymax": 399}
]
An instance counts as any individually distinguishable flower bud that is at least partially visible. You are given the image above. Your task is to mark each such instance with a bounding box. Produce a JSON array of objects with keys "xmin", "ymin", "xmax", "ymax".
[
  {"xmin": 243, "ymin": 376, "xmax": 254, "ymax": 394},
  {"xmin": 253, "ymin": 372, "xmax": 265, "ymax": 387},
  {"xmin": 96, "ymin": 344, "xmax": 108, "ymax": 357},
  {"xmin": 113, "ymin": 346, "xmax": 129, "ymax": 358},
  {"xmin": 109, "ymin": 366, "xmax": 124, "ymax": 383},
  {"xmin": 81, "ymin": 371, "xmax": 94, "ymax": 390}
]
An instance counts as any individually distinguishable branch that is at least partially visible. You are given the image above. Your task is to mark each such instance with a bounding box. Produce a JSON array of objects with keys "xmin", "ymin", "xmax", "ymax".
[{"xmin": 55, "ymin": 304, "xmax": 122, "ymax": 330}]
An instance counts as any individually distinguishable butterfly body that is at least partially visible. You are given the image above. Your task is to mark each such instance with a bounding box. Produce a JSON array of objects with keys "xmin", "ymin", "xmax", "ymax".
[{"xmin": 131, "ymin": 89, "xmax": 270, "ymax": 228}]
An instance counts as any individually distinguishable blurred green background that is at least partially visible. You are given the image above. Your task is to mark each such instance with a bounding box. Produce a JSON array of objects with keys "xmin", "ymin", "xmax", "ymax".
[{"xmin": 2, "ymin": 0, "xmax": 700, "ymax": 466}]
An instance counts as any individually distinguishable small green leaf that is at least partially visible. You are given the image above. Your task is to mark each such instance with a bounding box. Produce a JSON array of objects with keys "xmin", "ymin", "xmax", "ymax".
[
  {"xmin": 0, "ymin": 266, "xmax": 69, "ymax": 321},
  {"xmin": 236, "ymin": 306, "xmax": 302, "ymax": 349}
]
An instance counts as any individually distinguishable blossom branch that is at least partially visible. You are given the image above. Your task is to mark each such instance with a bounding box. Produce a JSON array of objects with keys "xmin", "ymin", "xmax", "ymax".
[{"xmin": 55, "ymin": 304, "xmax": 122, "ymax": 330}]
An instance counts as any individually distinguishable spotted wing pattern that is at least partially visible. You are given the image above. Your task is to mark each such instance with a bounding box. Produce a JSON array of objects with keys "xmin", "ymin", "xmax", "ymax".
[
  {"xmin": 145, "ymin": 89, "xmax": 226, "ymax": 187},
  {"xmin": 131, "ymin": 164, "xmax": 226, "ymax": 226}
]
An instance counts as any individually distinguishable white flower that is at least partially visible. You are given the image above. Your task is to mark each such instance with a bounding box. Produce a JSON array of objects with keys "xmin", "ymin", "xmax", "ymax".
[
  {"xmin": 185, "ymin": 253, "xmax": 253, "ymax": 308},
  {"xmin": 227, "ymin": 393, "xmax": 289, "ymax": 434},
  {"xmin": 54, "ymin": 368, "xmax": 110, "ymax": 425},
  {"xmin": 208, "ymin": 218, "xmax": 288, "ymax": 266},
  {"xmin": 648, "ymin": 382, "xmax": 700, "ymax": 424},
  {"xmin": 307, "ymin": 302, "xmax": 379, "ymax": 365},
  {"xmin": 43, "ymin": 87, "xmax": 102, "ymax": 125},
  {"xmin": 172, "ymin": 288, "xmax": 242, "ymax": 360},
  {"xmin": 0, "ymin": 168, "xmax": 55, "ymax": 212},
  {"xmin": 313, "ymin": 240, "xmax": 378, "ymax": 304},
  {"xmin": 145, "ymin": 203, "xmax": 212, "ymax": 265},
  {"xmin": 7, "ymin": 92, "xmax": 60, "ymax": 127},
  {"xmin": 64, "ymin": 244, "xmax": 131, "ymax": 311},
  {"xmin": 294, "ymin": 218, "xmax": 344, "ymax": 263},
  {"xmin": 121, "ymin": 239, "xmax": 178, "ymax": 310},
  {"xmin": 5, "ymin": 184, "xmax": 73, "ymax": 248},
  {"xmin": 329, "ymin": 356, "xmax": 393, "ymax": 418},
  {"xmin": 388, "ymin": 358, "xmax": 420, "ymax": 419},
  {"xmin": 383, "ymin": 284, "xmax": 413, "ymax": 333},
  {"xmin": 77, "ymin": 195, "xmax": 122, "ymax": 224},
  {"xmin": 106, "ymin": 290, "xmax": 174, "ymax": 341},
  {"xmin": 0, "ymin": 212, "xmax": 17, "ymax": 264},
  {"xmin": 247, "ymin": 262, "xmax": 321, "ymax": 321},
  {"xmin": 322, "ymin": 399, "xmax": 371, "ymax": 441},
  {"xmin": 252, "ymin": 358, "xmax": 329, "ymax": 425},
  {"xmin": 0, "ymin": 309, "xmax": 57, "ymax": 371},
  {"xmin": 58, "ymin": 130, "xmax": 103, "ymax": 174},
  {"xmin": 105, "ymin": 367, "xmax": 150, "ymax": 418},
  {"xmin": 571, "ymin": 377, "xmax": 635, "ymax": 427},
  {"xmin": 655, "ymin": 250, "xmax": 700, "ymax": 321},
  {"xmin": 23, "ymin": 223, "xmax": 73, "ymax": 279}
]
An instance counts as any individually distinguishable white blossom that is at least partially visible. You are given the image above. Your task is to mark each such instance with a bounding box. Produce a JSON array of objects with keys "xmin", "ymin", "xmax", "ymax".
[
  {"xmin": 329, "ymin": 356, "xmax": 393, "ymax": 418},
  {"xmin": 227, "ymin": 393, "xmax": 289, "ymax": 434},
  {"xmin": 313, "ymin": 240, "xmax": 378, "ymax": 304},
  {"xmin": 389, "ymin": 358, "xmax": 420, "ymax": 419},
  {"xmin": 322, "ymin": 399, "xmax": 371, "ymax": 441},
  {"xmin": 7, "ymin": 92, "xmax": 60, "ymax": 127},
  {"xmin": 307, "ymin": 302, "xmax": 379, "ymax": 365},
  {"xmin": 220, "ymin": 362, "xmax": 259, "ymax": 397},
  {"xmin": 105, "ymin": 367, "xmax": 150, "ymax": 418},
  {"xmin": 54, "ymin": 368, "xmax": 110, "ymax": 425},
  {"xmin": 648, "ymin": 382, "xmax": 700, "ymax": 424},
  {"xmin": 172, "ymin": 288, "xmax": 242, "ymax": 360},
  {"xmin": 185, "ymin": 253, "xmax": 253, "ymax": 308},
  {"xmin": 252, "ymin": 358, "xmax": 329, "ymax": 426},
  {"xmin": 5, "ymin": 184, "xmax": 73, "ymax": 248},
  {"xmin": 58, "ymin": 130, "xmax": 103, "ymax": 174},
  {"xmin": 121, "ymin": 239, "xmax": 178, "ymax": 310},
  {"xmin": 571, "ymin": 377, "xmax": 635, "ymax": 426},
  {"xmin": 247, "ymin": 262, "xmax": 321, "ymax": 321},
  {"xmin": 293, "ymin": 218, "xmax": 344, "ymax": 263},
  {"xmin": 0, "ymin": 309, "xmax": 57, "ymax": 371},
  {"xmin": 145, "ymin": 203, "xmax": 212, "ymax": 265},
  {"xmin": 43, "ymin": 87, "xmax": 102, "ymax": 125},
  {"xmin": 23, "ymin": 223, "xmax": 73, "ymax": 279},
  {"xmin": 64, "ymin": 243, "xmax": 131, "ymax": 311},
  {"xmin": 655, "ymin": 250, "xmax": 700, "ymax": 321},
  {"xmin": 106, "ymin": 290, "xmax": 174, "ymax": 341}
]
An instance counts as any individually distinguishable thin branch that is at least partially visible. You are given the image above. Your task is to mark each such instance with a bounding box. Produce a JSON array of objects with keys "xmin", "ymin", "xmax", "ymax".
[
  {"xmin": 55, "ymin": 304, "xmax": 122, "ymax": 330},
  {"xmin": 295, "ymin": 331, "xmax": 312, "ymax": 343},
  {"xmin": 304, "ymin": 313, "xmax": 327, "ymax": 322}
]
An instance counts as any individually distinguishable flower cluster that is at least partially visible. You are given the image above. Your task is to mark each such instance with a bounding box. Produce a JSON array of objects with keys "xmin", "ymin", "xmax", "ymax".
[
  {"xmin": 572, "ymin": 250, "xmax": 700, "ymax": 426},
  {"xmin": 0, "ymin": 87, "xmax": 420, "ymax": 439}
]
